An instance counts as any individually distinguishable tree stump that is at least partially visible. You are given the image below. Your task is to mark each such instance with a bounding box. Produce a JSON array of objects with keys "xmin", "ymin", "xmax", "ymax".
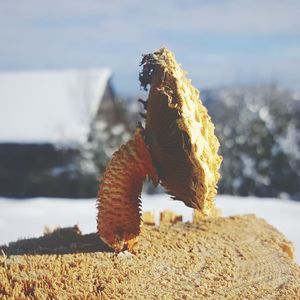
[{"xmin": 1, "ymin": 215, "xmax": 299, "ymax": 299}]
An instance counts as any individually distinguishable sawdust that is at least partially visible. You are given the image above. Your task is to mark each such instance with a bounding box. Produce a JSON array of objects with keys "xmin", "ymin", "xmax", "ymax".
[{"xmin": 1, "ymin": 215, "xmax": 300, "ymax": 299}]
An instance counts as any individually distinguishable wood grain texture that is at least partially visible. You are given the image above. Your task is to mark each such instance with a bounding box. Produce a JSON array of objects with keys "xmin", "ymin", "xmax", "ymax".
[{"xmin": 1, "ymin": 215, "xmax": 299, "ymax": 299}]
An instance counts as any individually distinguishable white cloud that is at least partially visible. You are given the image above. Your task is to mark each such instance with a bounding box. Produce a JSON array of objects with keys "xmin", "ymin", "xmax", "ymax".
[
  {"xmin": 1, "ymin": 0, "xmax": 300, "ymax": 35},
  {"xmin": 157, "ymin": 0, "xmax": 300, "ymax": 35},
  {"xmin": 0, "ymin": 0, "xmax": 299, "ymax": 94}
]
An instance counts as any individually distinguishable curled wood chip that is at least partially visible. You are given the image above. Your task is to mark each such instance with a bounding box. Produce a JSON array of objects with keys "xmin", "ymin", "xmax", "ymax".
[{"xmin": 97, "ymin": 48, "xmax": 222, "ymax": 251}]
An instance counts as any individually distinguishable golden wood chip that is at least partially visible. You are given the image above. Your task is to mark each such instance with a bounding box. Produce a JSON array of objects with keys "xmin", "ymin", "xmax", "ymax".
[{"xmin": 97, "ymin": 48, "xmax": 222, "ymax": 251}]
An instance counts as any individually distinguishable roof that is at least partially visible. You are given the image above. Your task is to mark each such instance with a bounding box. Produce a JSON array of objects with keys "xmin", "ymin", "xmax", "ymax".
[{"xmin": 0, "ymin": 68, "xmax": 112, "ymax": 145}]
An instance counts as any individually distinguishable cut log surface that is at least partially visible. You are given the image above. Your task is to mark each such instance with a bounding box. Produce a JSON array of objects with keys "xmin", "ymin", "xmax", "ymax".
[{"xmin": 1, "ymin": 215, "xmax": 300, "ymax": 299}]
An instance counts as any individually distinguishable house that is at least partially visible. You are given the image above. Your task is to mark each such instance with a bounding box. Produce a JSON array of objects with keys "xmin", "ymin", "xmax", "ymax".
[{"xmin": 0, "ymin": 68, "xmax": 122, "ymax": 198}]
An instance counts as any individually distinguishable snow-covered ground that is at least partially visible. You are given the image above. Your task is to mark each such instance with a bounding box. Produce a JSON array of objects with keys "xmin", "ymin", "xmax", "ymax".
[{"xmin": 0, "ymin": 194, "xmax": 299, "ymax": 263}]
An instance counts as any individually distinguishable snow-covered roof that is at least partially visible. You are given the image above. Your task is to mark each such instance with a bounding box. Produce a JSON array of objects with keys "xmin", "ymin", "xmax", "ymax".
[{"xmin": 0, "ymin": 68, "xmax": 112, "ymax": 145}]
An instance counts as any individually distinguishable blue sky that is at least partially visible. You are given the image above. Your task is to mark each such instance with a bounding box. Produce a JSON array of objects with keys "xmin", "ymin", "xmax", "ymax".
[{"xmin": 1, "ymin": 0, "xmax": 300, "ymax": 95}]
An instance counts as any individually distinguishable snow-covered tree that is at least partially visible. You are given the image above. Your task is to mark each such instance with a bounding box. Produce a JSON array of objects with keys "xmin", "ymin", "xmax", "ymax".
[{"xmin": 203, "ymin": 85, "xmax": 300, "ymax": 200}]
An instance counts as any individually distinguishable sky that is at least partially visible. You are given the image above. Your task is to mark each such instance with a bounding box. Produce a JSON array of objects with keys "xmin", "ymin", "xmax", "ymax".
[{"xmin": 0, "ymin": 0, "xmax": 300, "ymax": 96}]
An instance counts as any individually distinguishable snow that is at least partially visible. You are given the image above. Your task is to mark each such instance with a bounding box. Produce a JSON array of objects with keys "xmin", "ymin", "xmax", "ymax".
[
  {"xmin": 0, "ymin": 194, "xmax": 299, "ymax": 263},
  {"xmin": 0, "ymin": 68, "xmax": 111, "ymax": 145}
]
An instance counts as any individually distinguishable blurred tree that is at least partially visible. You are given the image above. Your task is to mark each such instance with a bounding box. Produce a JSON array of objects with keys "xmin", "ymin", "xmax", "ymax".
[
  {"xmin": 79, "ymin": 84, "xmax": 300, "ymax": 200},
  {"xmin": 78, "ymin": 93, "xmax": 139, "ymax": 190},
  {"xmin": 203, "ymin": 85, "xmax": 300, "ymax": 200}
]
